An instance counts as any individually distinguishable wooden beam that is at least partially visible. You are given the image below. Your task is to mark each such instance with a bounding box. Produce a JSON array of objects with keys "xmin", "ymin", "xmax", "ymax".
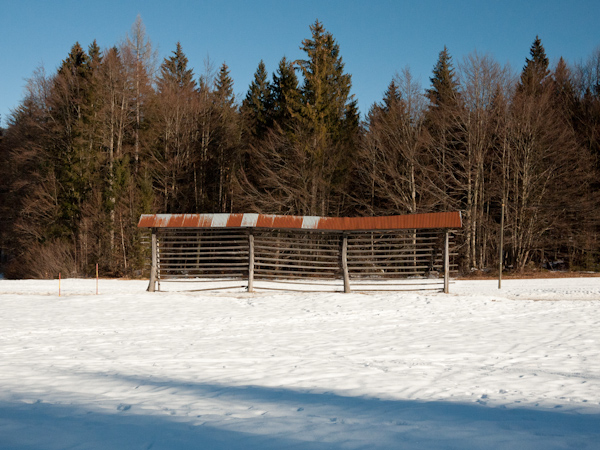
[
  {"xmin": 342, "ymin": 233, "xmax": 351, "ymax": 293},
  {"xmin": 248, "ymin": 232, "xmax": 255, "ymax": 293},
  {"xmin": 444, "ymin": 230, "xmax": 450, "ymax": 294},
  {"xmin": 147, "ymin": 229, "xmax": 157, "ymax": 292}
]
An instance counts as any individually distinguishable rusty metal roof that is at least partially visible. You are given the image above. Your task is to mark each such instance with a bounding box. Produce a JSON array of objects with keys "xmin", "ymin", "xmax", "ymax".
[{"xmin": 137, "ymin": 212, "xmax": 462, "ymax": 230}]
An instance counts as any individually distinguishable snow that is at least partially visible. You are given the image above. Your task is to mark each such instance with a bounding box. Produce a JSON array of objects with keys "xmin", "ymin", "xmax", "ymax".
[{"xmin": 1, "ymin": 277, "xmax": 599, "ymax": 449}]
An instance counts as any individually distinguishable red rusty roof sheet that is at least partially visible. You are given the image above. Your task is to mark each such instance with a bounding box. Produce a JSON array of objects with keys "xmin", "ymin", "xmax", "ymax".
[{"xmin": 137, "ymin": 212, "xmax": 462, "ymax": 230}]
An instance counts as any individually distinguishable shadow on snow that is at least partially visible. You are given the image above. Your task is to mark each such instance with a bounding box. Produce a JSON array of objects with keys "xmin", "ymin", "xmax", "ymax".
[{"xmin": 1, "ymin": 372, "xmax": 598, "ymax": 450}]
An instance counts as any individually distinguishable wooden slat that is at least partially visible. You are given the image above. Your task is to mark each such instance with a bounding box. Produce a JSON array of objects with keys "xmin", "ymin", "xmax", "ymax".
[
  {"xmin": 254, "ymin": 279, "xmax": 343, "ymax": 286},
  {"xmin": 255, "ymin": 273, "xmax": 338, "ymax": 280},
  {"xmin": 346, "ymin": 246, "xmax": 438, "ymax": 254},
  {"xmin": 254, "ymin": 245, "xmax": 339, "ymax": 254},
  {"xmin": 346, "ymin": 236, "xmax": 439, "ymax": 243},
  {"xmin": 255, "ymin": 262, "xmax": 339, "ymax": 270},
  {"xmin": 253, "ymin": 240, "xmax": 340, "ymax": 249},
  {"xmin": 159, "ymin": 240, "xmax": 248, "ymax": 246},
  {"xmin": 347, "ymin": 252, "xmax": 437, "ymax": 260},
  {"xmin": 352, "ymin": 287, "xmax": 443, "ymax": 292},
  {"xmin": 159, "ymin": 262, "xmax": 248, "ymax": 268},
  {"xmin": 254, "ymin": 268, "xmax": 338, "ymax": 276},
  {"xmin": 159, "ymin": 244, "xmax": 248, "ymax": 250},
  {"xmin": 347, "ymin": 243, "xmax": 440, "ymax": 250},
  {"xmin": 159, "ymin": 234, "xmax": 249, "ymax": 239},
  {"xmin": 160, "ymin": 272, "xmax": 246, "ymax": 279},
  {"xmin": 158, "ymin": 255, "xmax": 248, "ymax": 261},
  {"xmin": 255, "ymin": 256, "xmax": 338, "ymax": 264}
]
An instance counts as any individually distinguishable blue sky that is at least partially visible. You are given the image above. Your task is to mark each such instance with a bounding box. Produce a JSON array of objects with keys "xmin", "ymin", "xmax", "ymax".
[{"xmin": 1, "ymin": 0, "xmax": 599, "ymax": 125}]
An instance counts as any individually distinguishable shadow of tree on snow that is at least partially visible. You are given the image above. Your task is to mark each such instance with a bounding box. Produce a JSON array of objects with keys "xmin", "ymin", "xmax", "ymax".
[{"xmin": 1, "ymin": 372, "xmax": 598, "ymax": 449}]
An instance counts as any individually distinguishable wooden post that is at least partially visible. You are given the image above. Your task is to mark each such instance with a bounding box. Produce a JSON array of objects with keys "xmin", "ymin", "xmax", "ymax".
[
  {"xmin": 248, "ymin": 232, "xmax": 255, "ymax": 293},
  {"xmin": 341, "ymin": 233, "xmax": 350, "ymax": 293},
  {"xmin": 96, "ymin": 263, "xmax": 99, "ymax": 295},
  {"xmin": 148, "ymin": 229, "xmax": 157, "ymax": 292},
  {"xmin": 443, "ymin": 230, "xmax": 450, "ymax": 294},
  {"xmin": 499, "ymin": 202, "xmax": 504, "ymax": 289}
]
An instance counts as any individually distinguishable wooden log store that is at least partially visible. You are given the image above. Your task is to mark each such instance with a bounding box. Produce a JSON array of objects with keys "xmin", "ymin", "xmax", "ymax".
[{"xmin": 137, "ymin": 212, "xmax": 462, "ymax": 293}]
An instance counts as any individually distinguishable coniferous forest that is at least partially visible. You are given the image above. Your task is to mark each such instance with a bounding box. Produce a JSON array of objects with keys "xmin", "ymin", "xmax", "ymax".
[{"xmin": 1, "ymin": 18, "xmax": 599, "ymax": 278}]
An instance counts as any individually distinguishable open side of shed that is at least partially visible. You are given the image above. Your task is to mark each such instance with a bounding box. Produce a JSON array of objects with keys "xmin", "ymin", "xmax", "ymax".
[{"xmin": 137, "ymin": 212, "xmax": 462, "ymax": 293}]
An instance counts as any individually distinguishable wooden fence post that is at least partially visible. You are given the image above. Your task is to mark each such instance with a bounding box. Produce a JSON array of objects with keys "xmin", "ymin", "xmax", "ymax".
[
  {"xmin": 148, "ymin": 229, "xmax": 157, "ymax": 292},
  {"xmin": 248, "ymin": 231, "xmax": 255, "ymax": 293},
  {"xmin": 342, "ymin": 233, "xmax": 350, "ymax": 293},
  {"xmin": 443, "ymin": 230, "xmax": 450, "ymax": 294},
  {"xmin": 499, "ymin": 202, "xmax": 504, "ymax": 289}
]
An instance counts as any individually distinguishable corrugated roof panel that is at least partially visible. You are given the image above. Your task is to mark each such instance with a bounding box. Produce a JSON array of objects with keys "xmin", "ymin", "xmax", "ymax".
[{"xmin": 138, "ymin": 212, "xmax": 462, "ymax": 230}]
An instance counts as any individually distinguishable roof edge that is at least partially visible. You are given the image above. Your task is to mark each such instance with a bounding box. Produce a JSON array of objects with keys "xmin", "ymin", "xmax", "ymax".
[{"xmin": 137, "ymin": 212, "xmax": 462, "ymax": 230}]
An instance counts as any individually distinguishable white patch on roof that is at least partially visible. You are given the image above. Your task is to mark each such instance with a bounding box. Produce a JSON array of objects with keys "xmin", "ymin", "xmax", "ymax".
[
  {"xmin": 241, "ymin": 214, "xmax": 259, "ymax": 227},
  {"xmin": 210, "ymin": 214, "xmax": 230, "ymax": 227},
  {"xmin": 301, "ymin": 216, "xmax": 321, "ymax": 229}
]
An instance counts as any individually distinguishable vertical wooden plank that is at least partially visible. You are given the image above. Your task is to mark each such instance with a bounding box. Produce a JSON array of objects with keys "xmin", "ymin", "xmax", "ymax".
[
  {"xmin": 444, "ymin": 230, "xmax": 450, "ymax": 294},
  {"xmin": 499, "ymin": 202, "xmax": 504, "ymax": 289},
  {"xmin": 248, "ymin": 232, "xmax": 255, "ymax": 293},
  {"xmin": 342, "ymin": 233, "xmax": 350, "ymax": 293},
  {"xmin": 147, "ymin": 229, "xmax": 157, "ymax": 292}
]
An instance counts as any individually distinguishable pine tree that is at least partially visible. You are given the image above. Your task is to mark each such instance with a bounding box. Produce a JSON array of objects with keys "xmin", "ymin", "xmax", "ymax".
[
  {"xmin": 52, "ymin": 42, "xmax": 96, "ymax": 240},
  {"xmin": 241, "ymin": 60, "xmax": 272, "ymax": 139},
  {"xmin": 519, "ymin": 36, "xmax": 550, "ymax": 95},
  {"xmin": 153, "ymin": 42, "xmax": 198, "ymax": 212},
  {"xmin": 292, "ymin": 20, "xmax": 359, "ymax": 214},
  {"xmin": 271, "ymin": 56, "xmax": 300, "ymax": 130},
  {"xmin": 426, "ymin": 46, "xmax": 460, "ymax": 109},
  {"xmin": 551, "ymin": 57, "xmax": 577, "ymax": 115},
  {"xmin": 295, "ymin": 20, "xmax": 356, "ymax": 145},
  {"xmin": 381, "ymin": 80, "xmax": 402, "ymax": 112},
  {"xmin": 210, "ymin": 63, "xmax": 239, "ymax": 212},
  {"xmin": 157, "ymin": 42, "xmax": 195, "ymax": 92},
  {"xmin": 425, "ymin": 46, "xmax": 462, "ymax": 214}
]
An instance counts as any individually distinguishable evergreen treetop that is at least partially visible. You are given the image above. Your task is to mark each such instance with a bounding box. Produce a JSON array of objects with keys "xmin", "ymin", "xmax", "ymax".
[
  {"xmin": 157, "ymin": 42, "xmax": 196, "ymax": 92},
  {"xmin": 271, "ymin": 56, "xmax": 300, "ymax": 127},
  {"xmin": 295, "ymin": 20, "xmax": 355, "ymax": 132},
  {"xmin": 241, "ymin": 60, "xmax": 272, "ymax": 135},
  {"xmin": 426, "ymin": 46, "xmax": 459, "ymax": 108},
  {"xmin": 214, "ymin": 63, "xmax": 235, "ymax": 107},
  {"xmin": 519, "ymin": 36, "xmax": 550, "ymax": 94}
]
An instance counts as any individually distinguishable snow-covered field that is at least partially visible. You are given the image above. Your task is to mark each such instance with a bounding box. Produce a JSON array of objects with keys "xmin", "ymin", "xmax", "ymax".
[{"xmin": 1, "ymin": 277, "xmax": 599, "ymax": 449}]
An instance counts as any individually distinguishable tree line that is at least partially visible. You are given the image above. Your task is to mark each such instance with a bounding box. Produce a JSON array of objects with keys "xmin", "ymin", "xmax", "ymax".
[{"xmin": 1, "ymin": 18, "xmax": 599, "ymax": 278}]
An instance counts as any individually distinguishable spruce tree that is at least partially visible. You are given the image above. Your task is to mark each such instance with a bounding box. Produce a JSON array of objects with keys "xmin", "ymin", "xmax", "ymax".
[
  {"xmin": 295, "ymin": 20, "xmax": 356, "ymax": 145},
  {"xmin": 241, "ymin": 60, "xmax": 272, "ymax": 139},
  {"xmin": 293, "ymin": 20, "xmax": 359, "ymax": 215},
  {"xmin": 52, "ymin": 42, "xmax": 96, "ymax": 239},
  {"xmin": 425, "ymin": 46, "xmax": 462, "ymax": 214},
  {"xmin": 154, "ymin": 42, "xmax": 198, "ymax": 212},
  {"xmin": 271, "ymin": 56, "xmax": 300, "ymax": 130},
  {"xmin": 426, "ymin": 46, "xmax": 460, "ymax": 108},
  {"xmin": 551, "ymin": 57, "xmax": 577, "ymax": 115},
  {"xmin": 382, "ymin": 80, "xmax": 402, "ymax": 112},
  {"xmin": 157, "ymin": 42, "xmax": 195, "ymax": 92},
  {"xmin": 519, "ymin": 36, "xmax": 550, "ymax": 95},
  {"xmin": 211, "ymin": 63, "xmax": 238, "ymax": 212}
]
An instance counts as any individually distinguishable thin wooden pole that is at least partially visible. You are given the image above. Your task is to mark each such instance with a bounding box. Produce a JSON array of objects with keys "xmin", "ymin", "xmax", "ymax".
[
  {"xmin": 444, "ymin": 230, "xmax": 450, "ymax": 294},
  {"xmin": 148, "ymin": 229, "xmax": 157, "ymax": 292},
  {"xmin": 342, "ymin": 233, "xmax": 350, "ymax": 293},
  {"xmin": 499, "ymin": 202, "xmax": 504, "ymax": 289},
  {"xmin": 59, "ymin": 272, "xmax": 61, "ymax": 297},
  {"xmin": 248, "ymin": 232, "xmax": 254, "ymax": 293},
  {"xmin": 96, "ymin": 263, "xmax": 99, "ymax": 295}
]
